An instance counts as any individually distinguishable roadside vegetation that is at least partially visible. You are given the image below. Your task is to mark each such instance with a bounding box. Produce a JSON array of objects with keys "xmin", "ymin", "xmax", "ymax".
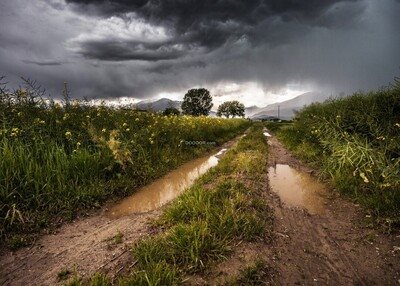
[
  {"xmin": 266, "ymin": 81, "xmax": 400, "ymax": 226},
  {"xmin": 66, "ymin": 124, "xmax": 272, "ymax": 285},
  {"xmin": 0, "ymin": 78, "xmax": 250, "ymax": 246}
]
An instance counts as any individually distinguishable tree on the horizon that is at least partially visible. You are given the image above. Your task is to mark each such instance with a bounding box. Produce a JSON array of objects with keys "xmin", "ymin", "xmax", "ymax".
[
  {"xmin": 181, "ymin": 88, "xmax": 213, "ymax": 116},
  {"xmin": 217, "ymin": 101, "xmax": 245, "ymax": 118}
]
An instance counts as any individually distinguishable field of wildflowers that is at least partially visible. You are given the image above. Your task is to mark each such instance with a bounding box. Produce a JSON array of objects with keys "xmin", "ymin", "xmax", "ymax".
[
  {"xmin": 0, "ymin": 79, "xmax": 250, "ymax": 246},
  {"xmin": 267, "ymin": 80, "xmax": 400, "ymax": 225}
]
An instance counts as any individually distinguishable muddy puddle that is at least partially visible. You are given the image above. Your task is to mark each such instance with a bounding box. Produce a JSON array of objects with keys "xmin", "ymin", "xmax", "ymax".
[
  {"xmin": 106, "ymin": 149, "xmax": 227, "ymax": 219},
  {"xmin": 268, "ymin": 164, "xmax": 327, "ymax": 214}
]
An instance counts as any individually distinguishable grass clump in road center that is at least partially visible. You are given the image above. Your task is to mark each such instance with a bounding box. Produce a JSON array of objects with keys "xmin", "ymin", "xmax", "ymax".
[
  {"xmin": 228, "ymin": 259, "xmax": 274, "ymax": 286},
  {"xmin": 118, "ymin": 124, "xmax": 272, "ymax": 285}
]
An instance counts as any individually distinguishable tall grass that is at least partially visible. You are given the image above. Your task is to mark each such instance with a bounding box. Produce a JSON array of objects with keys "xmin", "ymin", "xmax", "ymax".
[
  {"xmin": 0, "ymin": 79, "xmax": 250, "ymax": 245},
  {"xmin": 268, "ymin": 81, "xmax": 400, "ymax": 222}
]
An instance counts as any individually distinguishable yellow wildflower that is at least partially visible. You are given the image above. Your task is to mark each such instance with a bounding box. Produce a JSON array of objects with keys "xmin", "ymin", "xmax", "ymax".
[
  {"xmin": 65, "ymin": 131, "xmax": 72, "ymax": 140},
  {"xmin": 359, "ymin": 172, "xmax": 369, "ymax": 183}
]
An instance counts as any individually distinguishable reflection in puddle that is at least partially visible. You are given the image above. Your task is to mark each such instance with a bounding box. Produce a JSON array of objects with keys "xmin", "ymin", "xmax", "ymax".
[
  {"xmin": 106, "ymin": 149, "xmax": 226, "ymax": 219},
  {"xmin": 268, "ymin": 164, "xmax": 327, "ymax": 215}
]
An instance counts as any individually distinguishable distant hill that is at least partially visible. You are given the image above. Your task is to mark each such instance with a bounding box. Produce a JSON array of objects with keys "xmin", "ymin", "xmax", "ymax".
[
  {"xmin": 134, "ymin": 98, "xmax": 182, "ymax": 112},
  {"xmin": 244, "ymin": 105, "xmax": 262, "ymax": 117},
  {"xmin": 250, "ymin": 92, "xmax": 328, "ymax": 120}
]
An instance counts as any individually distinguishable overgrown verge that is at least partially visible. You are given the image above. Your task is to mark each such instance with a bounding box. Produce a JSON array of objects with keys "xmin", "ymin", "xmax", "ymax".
[
  {"xmin": 0, "ymin": 79, "xmax": 250, "ymax": 247},
  {"xmin": 266, "ymin": 80, "xmax": 400, "ymax": 226},
  {"xmin": 67, "ymin": 124, "xmax": 272, "ymax": 285}
]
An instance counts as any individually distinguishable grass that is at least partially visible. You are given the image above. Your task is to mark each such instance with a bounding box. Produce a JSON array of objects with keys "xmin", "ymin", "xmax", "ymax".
[
  {"xmin": 228, "ymin": 259, "xmax": 272, "ymax": 286},
  {"xmin": 58, "ymin": 268, "xmax": 72, "ymax": 281},
  {"xmin": 113, "ymin": 231, "xmax": 124, "ymax": 244},
  {"xmin": 265, "ymin": 80, "xmax": 400, "ymax": 225},
  {"xmin": 0, "ymin": 79, "xmax": 250, "ymax": 246}
]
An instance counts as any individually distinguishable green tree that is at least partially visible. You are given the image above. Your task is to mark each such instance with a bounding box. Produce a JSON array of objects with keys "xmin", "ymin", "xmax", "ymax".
[
  {"xmin": 181, "ymin": 88, "xmax": 213, "ymax": 116},
  {"xmin": 217, "ymin": 101, "xmax": 245, "ymax": 118},
  {"xmin": 163, "ymin": 107, "xmax": 180, "ymax": 116}
]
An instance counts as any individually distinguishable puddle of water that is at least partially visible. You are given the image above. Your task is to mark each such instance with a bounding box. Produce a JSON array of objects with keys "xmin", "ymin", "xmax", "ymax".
[
  {"xmin": 268, "ymin": 164, "xmax": 327, "ymax": 215},
  {"xmin": 106, "ymin": 149, "xmax": 227, "ymax": 219},
  {"xmin": 263, "ymin": 132, "xmax": 272, "ymax": 137}
]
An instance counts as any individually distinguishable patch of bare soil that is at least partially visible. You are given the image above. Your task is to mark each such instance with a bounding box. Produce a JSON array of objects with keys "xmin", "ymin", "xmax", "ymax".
[
  {"xmin": 0, "ymin": 209, "xmax": 159, "ymax": 286},
  {"xmin": 0, "ymin": 137, "xmax": 241, "ymax": 286},
  {"xmin": 266, "ymin": 135, "xmax": 400, "ymax": 285}
]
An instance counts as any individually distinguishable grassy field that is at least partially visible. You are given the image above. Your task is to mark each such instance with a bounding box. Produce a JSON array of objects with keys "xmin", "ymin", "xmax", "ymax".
[
  {"xmin": 65, "ymin": 124, "xmax": 272, "ymax": 285},
  {"xmin": 0, "ymin": 82, "xmax": 250, "ymax": 247},
  {"xmin": 266, "ymin": 82, "xmax": 400, "ymax": 226}
]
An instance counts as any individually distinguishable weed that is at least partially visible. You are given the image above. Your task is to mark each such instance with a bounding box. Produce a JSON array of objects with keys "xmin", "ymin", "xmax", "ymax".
[
  {"xmin": 114, "ymin": 231, "xmax": 123, "ymax": 244},
  {"xmin": 118, "ymin": 261, "xmax": 181, "ymax": 286},
  {"xmin": 58, "ymin": 268, "xmax": 72, "ymax": 281},
  {"xmin": 229, "ymin": 259, "xmax": 273, "ymax": 285},
  {"xmin": 7, "ymin": 234, "xmax": 31, "ymax": 250}
]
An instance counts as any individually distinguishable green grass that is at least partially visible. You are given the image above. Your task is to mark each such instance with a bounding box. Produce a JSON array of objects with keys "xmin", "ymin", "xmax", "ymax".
[
  {"xmin": 228, "ymin": 259, "xmax": 272, "ymax": 286},
  {"xmin": 0, "ymin": 80, "xmax": 250, "ymax": 246},
  {"xmin": 113, "ymin": 231, "xmax": 124, "ymax": 244},
  {"xmin": 58, "ymin": 268, "xmax": 72, "ymax": 281},
  {"xmin": 266, "ymin": 80, "xmax": 400, "ymax": 224}
]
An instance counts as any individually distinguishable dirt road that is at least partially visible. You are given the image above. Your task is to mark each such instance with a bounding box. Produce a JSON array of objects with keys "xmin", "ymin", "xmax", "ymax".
[{"xmin": 266, "ymin": 135, "xmax": 400, "ymax": 285}]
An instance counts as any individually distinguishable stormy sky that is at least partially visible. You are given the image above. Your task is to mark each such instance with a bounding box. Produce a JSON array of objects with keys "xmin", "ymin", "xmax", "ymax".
[{"xmin": 0, "ymin": 0, "xmax": 399, "ymax": 107}]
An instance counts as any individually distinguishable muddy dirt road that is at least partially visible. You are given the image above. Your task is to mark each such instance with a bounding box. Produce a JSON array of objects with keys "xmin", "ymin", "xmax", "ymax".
[
  {"xmin": 1, "ymin": 133, "xmax": 399, "ymax": 285},
  {"xmin": 266, "ymin": 135, "xmax": 400, "ymax": 285}
]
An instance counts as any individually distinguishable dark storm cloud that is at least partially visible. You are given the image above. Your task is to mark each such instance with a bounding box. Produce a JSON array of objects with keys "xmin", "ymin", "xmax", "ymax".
[
  {"xmin": 66, "ymin": 0, "xmax": 361, "ymax": 61},
  {"xmin": 0, "ymin": 0, "xmax": 399, "ymax": 103},
  {"xmin": 145, "ymin": 60, "xmax": 207, "ymax": 74},
  {"xmin": 74, "ymin": 39, "xmax": 195, "ymax": 61},
  {"xmin": 66, "ymin": 0, "xmax": 357, "ymax": 23}
]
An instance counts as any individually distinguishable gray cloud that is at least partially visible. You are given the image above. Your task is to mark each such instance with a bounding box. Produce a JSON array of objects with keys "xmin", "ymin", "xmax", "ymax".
[
  {"xmin": 0, "ymin": 0, "xmax": 399, "ymax": 104},
  {"xmin": 74, "ymin": 39, "xmax": 195, "ymax": 61},
  {"xmin": 22, "ymin": 60, "xmax": 68, "ymax": 66},
  {"xmin": 64, "ymin": 0, "xmax": 362, "ymax": 62}
]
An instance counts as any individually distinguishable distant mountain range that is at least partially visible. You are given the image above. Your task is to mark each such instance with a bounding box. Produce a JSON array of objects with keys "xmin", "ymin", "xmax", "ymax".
[
  {"xmin": 246, "ymin": 92, "xmax": 329, "ymax": 120},
  {"xmin": 134, "ymin": 91, "xmax": 329, "ymax": 119},
  {"xmin": 134, "ymin": 98, "xmax": 182, "ymax": 112}
]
